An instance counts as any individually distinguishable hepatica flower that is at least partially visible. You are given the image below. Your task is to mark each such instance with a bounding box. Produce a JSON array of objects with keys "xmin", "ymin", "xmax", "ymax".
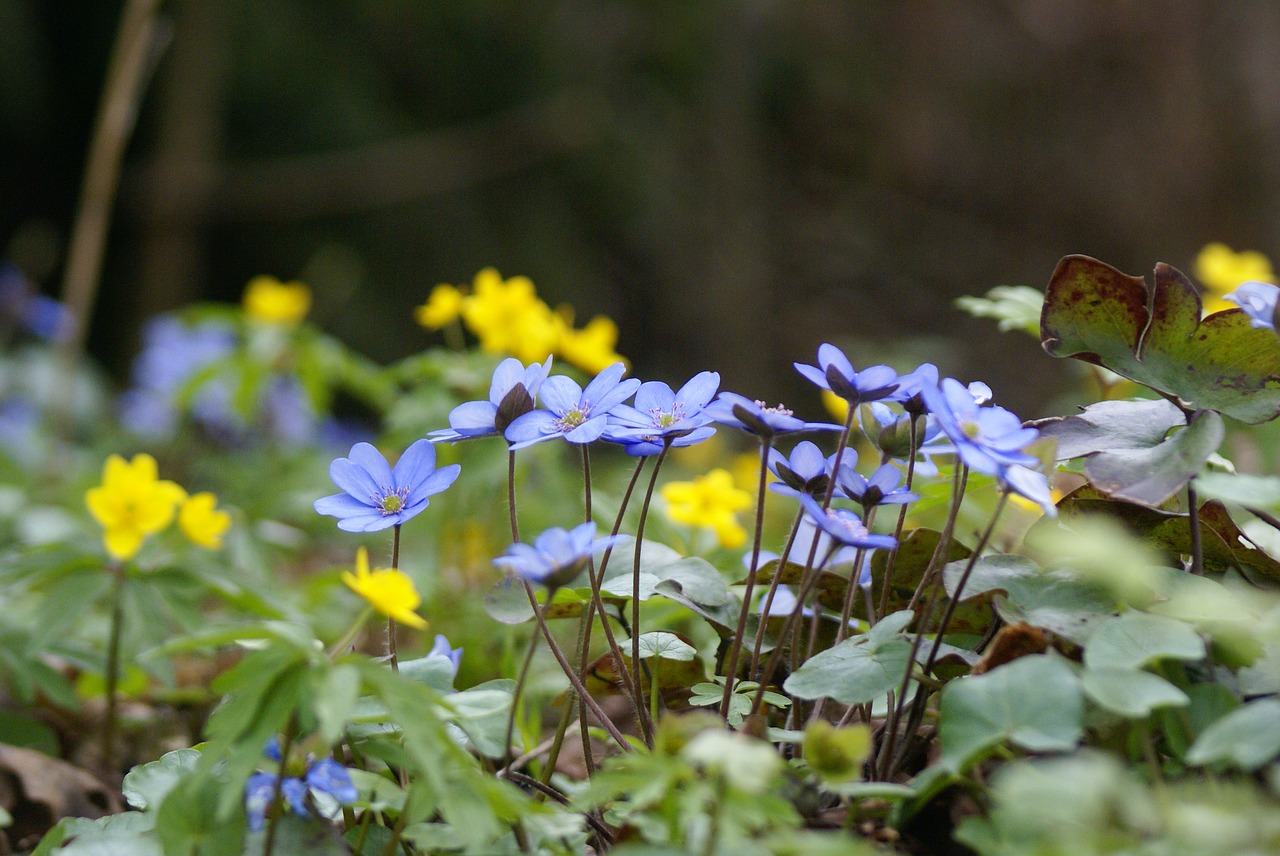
[
  {"xmin": 660, "ymin": 468, "xmax": 752, "ymax": 549},
  {"xmin": 1225, "ymin": 281, "xmax": 1280, "ymax": 330},
  {"xmin": 705, "ymin": 391, "xmax": 841, "ymax": 440},
  {"xmin": 836, "ymin": 461, "xmax": 918, "ymax": 511},
  {"xmin": 315, "ymin": 439, "xmax": 460, "ymax": 532},
  {"xmin": 493, "ymin": 522, "xmax": 619, "ymax": 590},
  {"xmin": 604, "ymin": 371, "xmax": 719, "ymax": 456},
  {"xmin": 178, "ymin": 492, "xmax": 231, "ymax": 549},
  {"xmin": 504, "ymin": 362, "xmax": 640, "ymax": 450},
  {"xmin": 342, "ymin": 546, "xmax": 428, "ymax": 629},
  {"xmin": 244, "ymin": 755, "xmax": 358, "ymax": 832},
  {"xmin": 768, "ymin": 440, "xmax": 844, "ymax": 499},
  {"xmin": 429, "ymin": 357, "xmax": 552, "ymax": 443},
  {"xmin": 242, "ymin": 275, "xmax": 311, "ymax": 325},
  {"xmin": 795, "ymin": 343, "xmax": 899, "ymax": 406},
  {"xmin": 797, "ymin": 495, "xmax": 896, "ymax": 552},
  {"xmin": 85, "ymin": 453, "xmax": 187, "ymax": 560},
  {"xmin": 920, "ymin": 378, "xmax": 1039, "ymax": 476}
]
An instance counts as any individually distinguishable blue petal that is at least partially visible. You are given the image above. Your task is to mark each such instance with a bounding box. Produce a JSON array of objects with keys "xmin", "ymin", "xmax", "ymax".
[
  {"xmin": 449, "ymin": 400, "xmax": 499, "ymax": 431},
  {"xmin": 539, "ymin": 376, "xmax": 584, "ymax": 414},
  {"xmin": 306, "ymin": 759, "xmax": 359, "ymax": 804},
  {"xmin": 632, "ymin": 381, "xmax": 675, "ymax": 414},
  {"xmin": 580, "ymin": 362, "xmax": 628, "ymax": 404},
  {"xmin": 414, "ymin": 463, "xmax": 461, "ymax": 500},
  {"xmin": 593, "ymin": 377, "xmax": 642, "ymax": 414},
  {"xmin": 337, "ymin": 511, "xmax": 397, "ymax": 532},
  {"xmin": 393, "ymin": 439, "xmax": 438, "ymax": 493},
  {"xmin": 489, "ymin": 358, "xmax": 526, "ymax": 403},
  {"xmin": 794, "ymin": 362, "xmax": 830, "ymax": 390},
  {"xmin": 505, "ymin": 410, "xmax": 560, "ymax": 449},
  {"xmin": 330, "ymin": 456, "xmax": 381, "ymax": 501},
  {"xmin": 315, "ymin": 493, "xmax": 372, "ymax": 519},
  {"xmin": 563, "ymin": 414, "xmax": 608, "ymax": 444},
  {"xmin": 347, "ymin": 442, "xmax": 395, "ymax": 487},
  {"xmin": 817, "ymin": 343, "xmax": 855, "ymax": 378},
  {"xmin": 675, "ymin": 371, "xmax": 720, "ymax": 410}
]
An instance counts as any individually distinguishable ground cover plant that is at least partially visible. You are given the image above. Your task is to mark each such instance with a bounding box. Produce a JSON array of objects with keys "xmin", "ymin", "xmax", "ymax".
[{"xmin": 5, "ymin": 245, "xmax": 1280, "ymax": 856}]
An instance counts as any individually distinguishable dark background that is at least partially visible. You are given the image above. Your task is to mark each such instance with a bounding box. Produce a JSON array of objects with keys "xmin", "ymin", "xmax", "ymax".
[{"xmin": 5, "ymin": 0, "xmax": 1280, "ymax": 419}]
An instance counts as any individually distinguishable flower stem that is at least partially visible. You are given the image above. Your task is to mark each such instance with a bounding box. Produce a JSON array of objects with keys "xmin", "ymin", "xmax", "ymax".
[
  {"xmin": 630, "ymin": 442, "xmax": 672, "ymax": 743},
  {"xmin": 522, "ymin": 581, "xmax": 632, "ymax": 752},
  {"xmin": 576, "ymin": 446, "xmax": 596, "ymax": 772},
  {"xmin": 508, "ymin": 450, "xmax": 521, "ymax": 542},
  {"xmin": 387, "ymin": 524, "xmax": 402, "ymax": 673},
  {"xmin": 748, "ymin": 507, "xmax": 803, "ymax": 677},
  {"xmin": 878, "ymin": 417, "xmax": 921, "ymax": 619},
  {"xmin": 719, "ymin": 436, "xmax": 772, "ymax": 720},
  {"xmin": 102, "ymin": 561, "xmax": 126, "ymax": 776}
]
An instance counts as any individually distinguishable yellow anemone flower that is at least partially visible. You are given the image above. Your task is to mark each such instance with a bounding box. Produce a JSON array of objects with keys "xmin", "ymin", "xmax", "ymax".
[
  {"xmin": 460, "ymin": 268, "xmax": 560, "ymax": 363},
  {"xmin": 557, "ymin": 312, "xmax": 629, "ymax": 374},
  {"xmin": 414, "ymin": 282, "xmax": 465, "ymax": 330},
  {"xmin": 1193, "ymin": 242, "xmax": 1275, "ymax": 315},
  {"xmin": 242, "ymin": 275, "xmax": 312, "ymax": 324},
  {"xmin": 660, "ymin": 468, "xmax": 752, "ymax": 549},
  {"xmin": 342, "ymin": 547, "xmax": 428, "ymax": 629},
  {"xmin": 85, "ymin": 454, "xmax": 187, "ymax": 560},
  {"xmin": 179, "ymin": 492, "xmax": 231, "ymax": 549}
]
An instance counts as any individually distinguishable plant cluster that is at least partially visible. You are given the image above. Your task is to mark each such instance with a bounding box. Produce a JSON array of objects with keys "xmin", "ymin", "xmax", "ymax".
[{"xmin": 4, "ymin": 251, "xmax": 1280, "ymax": 856}]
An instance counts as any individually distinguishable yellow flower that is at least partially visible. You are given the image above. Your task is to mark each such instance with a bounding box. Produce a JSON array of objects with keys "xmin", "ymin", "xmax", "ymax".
[
  {"xmin": 821, "ymin": 389, "xmax": 848, "ymax": 422},
  {"xmin": 414, "ymin": 283, "xmax": 465, "ymax": 330},
  {"xmin": 460, "ymin": 268, "xmax": 560, "ymax": 362},
  {"xmin": 178, "ymin": 492, "xmax": 231, "ymax": 549},
  {"xmin": 660, "ymin": 468, "xmax": 752, "ymax": 549},
  {"xmin": 1193, "ymin": 242, "xmax": 1275, "ymax": 314},
  {"xmin": 242, "ymin": 275, "xmax": 312, "ymax": 324},
  {"xmin": 557, "ymin": 311, "xmax": 629, "ymax": 374},
  {"xmin": 85, "ymin": 454, "xmax": 187, "ymax": 560},
  {"xmin": 342, "ymin": 547, "xmax": 428, "ymax": 629}
]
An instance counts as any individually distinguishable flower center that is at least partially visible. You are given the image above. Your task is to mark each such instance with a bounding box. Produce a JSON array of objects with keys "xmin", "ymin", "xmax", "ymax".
[
  {"xmin": 550, "ymin": 402, "xmax": 591, "ymax": 433},
  {"xmin": 375, "ymin": 486, "xmax": 411, "ymax": 515},
  {"xmin": 756, "ymin": 400, "xmax": 793, "ymax": 417},
  {"xmin": 649, "ymin": 403, "xmax": 687, "ymax": 429}
]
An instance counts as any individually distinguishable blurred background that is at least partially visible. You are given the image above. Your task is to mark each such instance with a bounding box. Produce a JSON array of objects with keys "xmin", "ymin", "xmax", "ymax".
[{"xmin": 5, "ymin": 0, "xmax": 1280, "ymax": 419}]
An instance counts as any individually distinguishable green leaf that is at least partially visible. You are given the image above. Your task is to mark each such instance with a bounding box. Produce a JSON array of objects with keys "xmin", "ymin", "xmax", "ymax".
[
  {"xmin": 1033, "ymin": 398, "xmax": 1187, "ymax": 461},
  {"xmin": 122, "ymin": 749, "xmax": 200, "ymax": 811},
  {"xmin": 242, "ymin": 813, "xmax": 350, "ymax": 856},
  {"xmin": 1195, "ymin": 471, "xmax": 1280, "ymax": 509},
  {"xmin": 1186, "ymin": 698, "xmax": 1280, "ymax": 770},
  {"xmin": 938, "ymin": 654, "xmax": 1083, "ymax": 770},
  {"xmin": 1083, "ymin": 611, "xmax": 1205, "ymax": 670},
  {"xmin": 633, "ymin": 631, "xmax": 696, "ymax": 661},
  {"xmin": 1041, "ymin": 255, "xmax": 1280, "ymax": 424},
  {"xmin": 955, "ymin": 285, "xmax": 1045, "ymax": 335},
  {"xmin": 1078, "ymin": 409, "xmax": 1224, "ymax": 507},
  {"xmin": 312, "ymin": 663, "xmax": 360, "ymax": 746},
  {"xmin": 783, "ymin": 616, "xmax": 914, "ymax": 705},
  {"xmin": 442, "ymin": 681, "xmax": 513, "ymax": 759},
  {"xmin": 1081, "ymin": 667, "xmax": 1188, "ymax": 717}
]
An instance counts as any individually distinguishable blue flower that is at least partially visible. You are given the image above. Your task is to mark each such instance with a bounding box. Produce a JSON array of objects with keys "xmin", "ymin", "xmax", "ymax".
[
  {"xmin": 795, "ymin": 343, "xmax": 899, "ymax": 405},
  {"xmin": 0, "ymin": 264, "xmax": 72, "ymax": 341},
  {"xmin": 754, "ymin": 516, "xmax": 861, "ymax": 571},
  {"xmin": 603, "ymin": 371, "xmax": 719, "ymax": 455},
  {"xmin": 427, "ymin": 633, "xmax": 463, "ymax": 677},
  {"xmin": 504, "ymin": 362, "xmax": 640, "ymax": 450},
  {"xmin": 796, "ymin": 495, "xmax": 896, "ymax": 552},
  {"xmin": 493, "ymin": 522, "xmax": 620, "ymax": 590},
  {"xmin": 836, "ymin": 461, "xmax": 918, "ymax": 510},
  {"xmin": 767, "ymin": 441, "xmax": 842, "ymax": 499},
  {"xmin": 119, "ymin": 316, "xmax": 237, "ymax": 438},
  {"xmin": 1225, "ymin": 281, "xmax": 1280, "ymax": 330},
  {"xmin": 1002, "ymin": 463, "xmax": 1057, "ymax": 517},
  {"xmin": 705, "ymin": 392, "xmax": 841, "ymax": 439},
  {"xmin": 919, "ymin": 378, "xmax": 1038, "ymax": 477},
  {"xmin": 314, "ymin": 439, "xmax": 460, "ymax": 532},
  {"xmin": 430, "ymin": 357, "xmax": 553, "ymax": 443},
  {"xmin": 243, "ymin": 758, "xmax": 357, "ymax": 831}
]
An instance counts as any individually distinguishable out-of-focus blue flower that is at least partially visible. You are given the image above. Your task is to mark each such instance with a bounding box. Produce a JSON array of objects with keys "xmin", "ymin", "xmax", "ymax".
[
  {"xmin": 243, "ymin": 755, "xmax": 357, "ymax": 831},
  {"xmin": 493, "ymin": 522, "xmax": 620, "ymax": 590},
  {"xmin": 919, "ymin": 378, "xmax": 1039, "ymax": 477},
  {"xmin": 795, "ymin": 343, "xmax": 899, "ymax": 406},
  {"xmin": 119, "ymin": 316, "xmax": 238, "ymax": 438},
  {"xmin": 603, "ymin": 371, "xmax": 719, "ymax": 455},
  {"xmin": 0, "ymin": 264, "xmax": 73, "ymax": 341},
  {"xmin": 504, "ymin": 362, "xmax": 640, "ymax": 450},
  {"xmin": 427, "ymin": 634, "xmax": 463, "ymax": 676},
  {"xmin": 767, "ymin": 441, "xmax": 842, "ymax": 499},
  {"xmin": 314, "ymin": 439, "xmax": 460, "ymax": 532},
  {"xmin": 705, "ymin": 392, "xmax": 841, "ymax": 440},
  {"xmin": 1225, "ymin": 281, "xmax": 1280, "ymax": 330},
  {"xmin": 797, "ymin": 495, "xmax": 896, "ymax": 552},
  {"xmin": 0, "ymin": 397, "xmax": 39, "ymax": 460},
  {"xmin": 430, "ymin": 357, "xmax": 553, "ymax": 443},
  {"xmin": 837, "ymin": 461, "xmax": 918, "ymax": 510}
]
